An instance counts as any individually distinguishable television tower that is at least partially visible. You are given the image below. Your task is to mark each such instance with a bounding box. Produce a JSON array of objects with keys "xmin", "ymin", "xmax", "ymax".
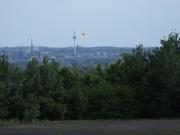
[
  {"xmin": 73, "ymin": 32, "xmax": 77, "ymax": 56},
  {"xmin": 30, "ymin": 38, "xmax": 34, "ymax": 56}
]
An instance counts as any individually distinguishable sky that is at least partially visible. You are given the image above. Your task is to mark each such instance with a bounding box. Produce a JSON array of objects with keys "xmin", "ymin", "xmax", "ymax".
[{"xmin": 0, "ymin": 0, "xmax": 179, "ymax": 47}]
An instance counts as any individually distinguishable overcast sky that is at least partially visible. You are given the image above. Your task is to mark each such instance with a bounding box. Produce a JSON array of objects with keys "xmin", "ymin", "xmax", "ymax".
[{"xmin": 0, "ymin": 0, "xmax": 179, "ymax": 47}]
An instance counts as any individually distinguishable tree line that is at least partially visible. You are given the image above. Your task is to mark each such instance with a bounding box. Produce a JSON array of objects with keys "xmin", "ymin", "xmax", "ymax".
[{"xmin": 0, "ymin": 32, "xmax": 180, "ymax": 121}]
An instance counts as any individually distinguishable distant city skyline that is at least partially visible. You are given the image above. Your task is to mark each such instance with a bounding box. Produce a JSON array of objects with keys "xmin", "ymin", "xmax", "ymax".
[{"xmin": 0, "ymin": 0, "xmax": 179, "ymax": 47}]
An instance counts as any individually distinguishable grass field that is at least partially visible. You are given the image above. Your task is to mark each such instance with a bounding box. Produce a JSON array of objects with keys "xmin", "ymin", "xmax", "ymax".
[{"xmin": 0, "ymin": 120, "xmax": 180, "ymax": 135}]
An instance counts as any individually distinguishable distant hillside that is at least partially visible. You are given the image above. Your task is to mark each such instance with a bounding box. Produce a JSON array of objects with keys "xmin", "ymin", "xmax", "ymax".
[{"xmin": 0, "ymin": 46, "xmax": 150, "ymax": 70}]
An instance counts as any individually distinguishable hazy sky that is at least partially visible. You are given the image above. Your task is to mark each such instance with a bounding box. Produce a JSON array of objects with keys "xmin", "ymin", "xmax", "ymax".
[{"xmin": 0, "ymin": 0, "xmax": 179, "ymax": 47}]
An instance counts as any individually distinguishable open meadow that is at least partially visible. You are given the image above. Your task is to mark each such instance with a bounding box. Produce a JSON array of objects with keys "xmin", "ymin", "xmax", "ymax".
[{"xmin": 0, "ymin": 120, "xmax": 180, "ymax": 135}]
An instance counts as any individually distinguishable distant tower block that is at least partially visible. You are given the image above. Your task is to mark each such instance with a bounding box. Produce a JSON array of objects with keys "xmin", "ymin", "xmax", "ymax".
[
  {"xmin": 73, "ymin": 32, "xmax": 77, "ymax": 56},
  {"xmin": 30, "ymin": 38, "xmax": 34, "ymax": 56}
]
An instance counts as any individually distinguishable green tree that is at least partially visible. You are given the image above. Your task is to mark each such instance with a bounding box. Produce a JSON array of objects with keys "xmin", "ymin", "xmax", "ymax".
[{"xmin": 147, "ymin": 32, "xmax": 180, "ymax": 117}]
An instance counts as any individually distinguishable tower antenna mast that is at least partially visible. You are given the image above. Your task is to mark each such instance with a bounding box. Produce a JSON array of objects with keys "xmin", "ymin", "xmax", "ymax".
[
  {"xmin": 31, "ymin": 38, "xmax": 33, "ymax": 56},
  {"xmin": 73, "ymin": 31, "xmax": 77, "ymax": 56}
]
